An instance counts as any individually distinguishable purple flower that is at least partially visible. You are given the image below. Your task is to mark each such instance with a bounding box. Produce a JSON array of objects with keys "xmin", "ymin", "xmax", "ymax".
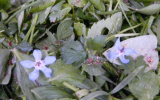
[
  {"xmin": 108, "ymin": 37, "xmax": 137, "ymax": 64},
  {"xmin": 20, "ymin": 49, "xmax": 56, "ymax": 81}
]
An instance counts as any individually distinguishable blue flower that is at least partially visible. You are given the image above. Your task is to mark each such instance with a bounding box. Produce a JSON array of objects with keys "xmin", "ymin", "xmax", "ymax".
[
  {"xmin": 20, "ymin": 49, "xmax": 56, "ymax": 81},
  {"xmin": 108, "ymin": 37, "xmax": 137, "ymax": 64}
]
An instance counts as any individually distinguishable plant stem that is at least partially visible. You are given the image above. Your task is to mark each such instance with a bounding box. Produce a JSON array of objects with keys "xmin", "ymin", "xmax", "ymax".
[
  {"xmin": 5, "ymin": 0, "xmax": 42, "ymax": 24},
  {"xmin": 63, "ymin": 82, "xmax": 79, "ymax": 92},
  {"xmin": 11, "ymin": 48, "xmax": 23, "ymax": 61}
]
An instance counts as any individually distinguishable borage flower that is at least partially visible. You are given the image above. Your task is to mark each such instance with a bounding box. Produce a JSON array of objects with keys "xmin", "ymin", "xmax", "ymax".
[
  {"xmin": 20, "ymin": 49, "xmax": 56, "ymax": 81},
  {"xmin": 108, "ymin": 37, "xmax": 137, "ymax": 64}
]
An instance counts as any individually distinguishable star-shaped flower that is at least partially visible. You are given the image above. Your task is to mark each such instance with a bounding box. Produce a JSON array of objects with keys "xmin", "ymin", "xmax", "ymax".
[
  {"xmin": 108, "ymin": 37, "xmax": 137, "ymax": 64},
  {"xmin": 20, "ymin": 49, "xmax": 56, "ymax": 81}
]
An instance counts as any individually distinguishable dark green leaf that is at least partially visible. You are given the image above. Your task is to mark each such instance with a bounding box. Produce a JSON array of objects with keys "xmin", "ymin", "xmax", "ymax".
[
  {"xmin": 61, "ymin": 41, "xmax": 86, "ymax": 65},
  {"xmin": 48, "ymin": 59, "xmax": 86, "ymax": 86},
  {"xmin": 87, "ymin": 35, "xmax": 106, "ymax": 51},
  {"xmin": 0, "ymin": 49, "xmax": 10, "ymax": 83},
  {"xmin": 57, "ymin": 19, "xmax": 73, "ymax": 40},
  {"xmin": 14, "ymin": 41, "xmax": 33, "ymax": 52},
  {"xmin": 31, "ymin": 86, "xmax": 73, "ymax": 100},
  {"xmin": 8, "ymin": 22, "xmax": 18, "ymax": 35},
  {"xmin": 84, "ymin": 65, "xmax": 105, "ymax": 76}
]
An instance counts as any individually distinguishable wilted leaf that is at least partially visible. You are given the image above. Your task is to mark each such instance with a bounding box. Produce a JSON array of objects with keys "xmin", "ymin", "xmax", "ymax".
[
  {"xmin": 103, "ymin": 35, "xmax": 159, "ymax": 72},
  {"xmin": 129, "ymin": 71, "xmax": 159, "ymax": 100},
  {"xmin": 61, "ymin": 41, "xmax": 86, "ymax": 65},
  {"xmin": 87, "ymin": 12, "xmax": 122, "ymax": 39},
  {"xmin": 31, "ymin": 86, "xmax": 73, "ymax": 100},
  {"xmin": 48, "ymin": 59, "xmax": 86, "ymax": 86}
]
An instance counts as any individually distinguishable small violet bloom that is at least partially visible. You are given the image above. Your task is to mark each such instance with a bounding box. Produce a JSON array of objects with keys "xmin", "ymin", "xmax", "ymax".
[
  {"xmin": 108, "ymin": 37, "xmax": 137, "ymax": 64},
  {"xmin": 20, "ymin": 49, "xmax": 56, "ymax": 81}
]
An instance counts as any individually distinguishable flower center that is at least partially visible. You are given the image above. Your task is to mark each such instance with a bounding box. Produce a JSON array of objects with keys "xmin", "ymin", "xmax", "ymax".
[{"xmin": 34, "ymin": 60, "xmax": 44, "ymax": 70}]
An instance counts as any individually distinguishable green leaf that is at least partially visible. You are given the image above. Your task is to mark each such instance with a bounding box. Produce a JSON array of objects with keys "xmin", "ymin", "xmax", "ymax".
[
  {"xmin": 84, "ymin": 65, "xmax": 105, "ymax": 76},
  {"xmin": 80, "ymin": 91, "xmax": 108, "ymax": 100},
  {"xmin": 51, "ymin": 1, "xmax": 65, "ymax": 12},
  {"xmin": 0, "ymin": 9, "xmax": 8, "ymax": 21},
  {"xmin": 0, "ymin": 0, "xmax": 11, "ymax": 9},
  {"xmin": 61, "ymin": 41, "xmax": 86, "ymax": 65},
  {"xmin": 57, "ymin": 19, "xmax": 73, "ymax": 40},
  {"xmin": 17, "ymin": 5, "xmax": 25, "ymax": 33},
  {"xmin": 48, "ymin": 59, "xmax": 86, "ymax": 86},
  {"xmin": 87, "ymin": 12, "xmax": 122, "ymax": 39},
  {"xmin": 46, "ymin": 29, "xmax": 57, "ymax": 45},
  {"xmin": 8, "ymin": 22, "xmax": 18, "ymax": 35},
  {"xmin": 135, "ymin": 4, "xmax": 160, "ymax": 15},
  {"xmin": 110, "ymin": 66, "xmax": 144, "ymax": 94},
  {"xmin": 89, "ymin": 0, "xmax": 105, "ymax": 11},
  {"xmin": 16, "ymin": 60, "xmax": 36, "ymax": 100},
  {"xmin": 0, "ymin": 88, "xmax": 8, "ymax": 99},
  {"xmin": 1, "ymin": 65, "xmax": 14, "ymax": 85},
  {"xmin": 14, "ymin": 41, "xmax": 33, "ymax": 52},
  {"xmin": 54, "ymin": 98, "xmax": 76, "ymax": 100},
  {"xmin": 31, "ymin": 86, "xmax": 73, "ymax": 100},
  {"xmin": 0, "ymin": 49, "xmax": 10, "ymax": 83},
  {"xmin": 152, "ymin": 19, "xmax": 160, "ymax": 45},
  {"xmin": 76, "ymin": 79, "xmax": 99, "ymax": 90},
  {"xmin": 74, "ymin": 22, "xmax": 86, "ymax": 36},
  {"xmin": 67, "ymin": 0, "xmax": 87, "ymax": 7},
  {"xmin": 118, "ymin": 56, "xmax": 147, "ymax": 76},
  {"xmin": 49, "ymin": 7, "xmax": 71, "ymax": 22},
  {"xmin": 129, "ymin": 71, "xmax": 159, "ymax": 100},
  {"xmin": 86, "ymin": 35, "xmax": 106, "ymax": 51}
]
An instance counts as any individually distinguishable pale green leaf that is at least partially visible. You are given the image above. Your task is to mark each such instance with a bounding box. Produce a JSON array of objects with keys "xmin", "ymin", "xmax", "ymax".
[
  {"xmin": 87, "ymin": 12, "xmax": 122, "ymax": 39},
  {"xmin": 129, "ymin": 71, "xmax": 159, "ymax": 100}
]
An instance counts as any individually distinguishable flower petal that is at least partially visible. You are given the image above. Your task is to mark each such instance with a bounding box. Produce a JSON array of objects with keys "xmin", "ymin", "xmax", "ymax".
[
  {"xmin": 33, "ymin": 49, "xmax": 42, "ymax": 60},
  {"xmin": 29, "ymin": 69, "xmax": 39, "ymax": 81},
  {"xmin": 114, "ymin": 37, "xmax": 122, "ymax": 50},
  {"xmin": 20, "ymin": 60, "xmax": 34, "ymax": 68},
  {"xmin": 124, "ymin": 48, "xmax": 137, "ymax": 56},
  {"xmin": 119, "ymin": 55, "xmax": 129, "ymax": 64},
  {"xmin": 108, "ymin": 51, "xmax": 119, "ymax": 59},
  {"xmin": 43, "ymin": 56, "xmax": 56, "ymax": 65},
  {"xmin": 40, "ymin": 67, "xmax": 52, "ymax": 78}
]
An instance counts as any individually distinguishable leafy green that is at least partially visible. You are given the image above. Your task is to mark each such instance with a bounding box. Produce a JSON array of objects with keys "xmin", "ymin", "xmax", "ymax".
[
  {"xmin": 87, "ymin": 35, "xmax": 106, "ymax": 51},
  {"xmin": 31, "ymin": 86, "xmax": 73, "ymax": 100},
  {"xmin": 61, "ymin": 41, "xmax": 86, "ymax": 65},
  {"xmin": 84, "ymin": 65, "xmax": 105, "ymax": 76},
  {"xmin": 129, "ymin": 71, "xmax": 159, "ymax": 100},
  {"xmin": 57, "ymin": 19, "xmax": 73, "ymax": 40},
  {"xmin": 48, "ymin": 59, "xmax": 86, "ymax": 86}
]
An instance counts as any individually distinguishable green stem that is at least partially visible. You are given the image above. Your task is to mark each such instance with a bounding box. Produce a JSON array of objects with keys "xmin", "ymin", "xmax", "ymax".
[
  {"xmin": 29, "ymin": 13, "xmax": 39, "ymax": 43},
  {"xmin": 11, "ymin": 48, "xmax": 23, "ymax": 61},
  {"xmin": 5, "ymin": 0, "xmax": 42, "ymax": 24},
  {"xmin": 119, "ymin": 2, "xmax": 136, "ymax": 33},
  {"xmin": 63, "ymin": 82, "xmax": 79, "ymax": 92},
  {"xmin": 114, "ymin": 0, "xmax": 121, "ymax": 10}
]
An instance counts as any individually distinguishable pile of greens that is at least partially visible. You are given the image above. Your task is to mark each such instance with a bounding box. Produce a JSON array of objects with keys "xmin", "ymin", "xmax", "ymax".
[{"xmin": 0, "ymin": 0, "xmax": 160, "ymax": 100}]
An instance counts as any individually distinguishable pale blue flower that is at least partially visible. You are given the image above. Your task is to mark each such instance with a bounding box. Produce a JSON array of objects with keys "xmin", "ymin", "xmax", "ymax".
[
  {"xmin": 20, "ymin": 49, "xmax": 56, "ymax": 81},
  {"xmin": 108, "ymin": 37, "xmax": 137, "ymax": 64}
]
